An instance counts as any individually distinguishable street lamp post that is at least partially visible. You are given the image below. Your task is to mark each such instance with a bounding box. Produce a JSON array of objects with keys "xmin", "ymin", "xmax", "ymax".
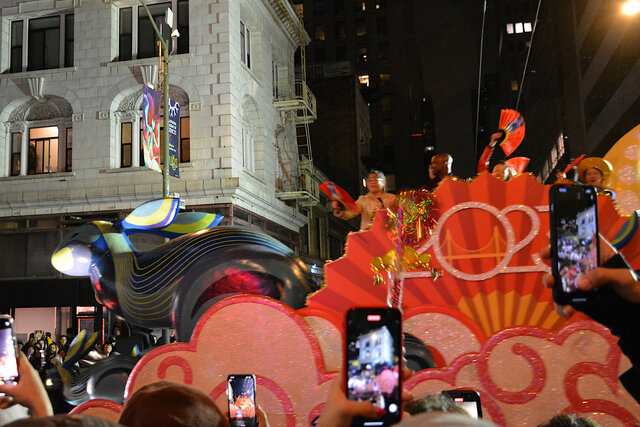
[{"xmin": 139, "ymin": 0, "xmax": 171, "ymax": 199}]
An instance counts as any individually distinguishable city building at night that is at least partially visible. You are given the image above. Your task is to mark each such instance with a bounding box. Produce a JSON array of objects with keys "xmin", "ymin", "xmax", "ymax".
[{"xmin": 0, "ymin": 0, "xmax": 334, "ymax": 339}]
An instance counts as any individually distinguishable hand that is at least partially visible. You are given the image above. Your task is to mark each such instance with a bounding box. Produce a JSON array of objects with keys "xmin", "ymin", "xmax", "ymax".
[
  {"xmin": 332, "ymin": 201, "xmax": 345, "ymax": 217},
  {"xmin": 256, "ymin": 405, "xmax": 269, "ymax": 427},
  {"xmin": 316, "ymin": 368, "xmax": 414, "ymax": 427},
  {"xmin": 0, "ymin": 352, "xmax": 53, "ymax": 418},
  {"xmin": 540, "ymin": 235, "xmax": 640, "ymax": 316}
]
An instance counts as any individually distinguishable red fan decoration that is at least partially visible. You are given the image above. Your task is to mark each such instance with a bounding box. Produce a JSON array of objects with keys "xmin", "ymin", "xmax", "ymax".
[
  {"xmin": 563, "ymin": 154, "xmax": 585, "ymax": 175},
  {"xmin": 505, "ymin": 156, "xmax": 530, "ymax": 174},
  {"xmin": 319, "ymin": 181, "xmax": 360, "ymax": 212},
  {"xmin": 498, "ymin": 109, "xmax": 525, "ymax": 157}
]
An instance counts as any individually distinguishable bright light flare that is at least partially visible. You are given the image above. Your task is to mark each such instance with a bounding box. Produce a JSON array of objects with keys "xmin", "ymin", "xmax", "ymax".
[{"xmin": 622, "ymin": 0, "xmax": 640, "ymax": 15}]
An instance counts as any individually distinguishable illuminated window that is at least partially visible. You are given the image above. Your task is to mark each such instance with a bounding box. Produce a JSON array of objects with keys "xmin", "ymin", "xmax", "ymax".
[
  {"xmin": 361, "ymin": 1, "xmax": 366, "ymax": 11},
  {"xmin": 523, "ymin": 22, "xmax": 532, "ymax": 32},
  {"xmin": 506, "ymin": 23, "xmax": 514, "ymax": 34},
  {"xmin": 315, "ymin": 24, "xmax": 325, "ymax": 40},
  {"xmin": 356, "ymin": 21, "xmax": 366, "ymax": 36},
  {"xmin": 379, "ymin": 73, "xmax": 391, "ymax": 86},
  {"xmin": 358, "ymin": 47, "xmax": 367, "ymax": 62},
  {"xmin": 28, "ymin": 127, "xmax": 59, "ymax": 175},
  {"xmin": 511, "ymin": 80, "xmax": 518, "ymax": 91},
  {"xmin": 358, "ymin": 75, "xmax": 370, "ymax": 86},
  {"xmin": 515, "ymin": 22, "xmax": 524, "ymax": 33}
]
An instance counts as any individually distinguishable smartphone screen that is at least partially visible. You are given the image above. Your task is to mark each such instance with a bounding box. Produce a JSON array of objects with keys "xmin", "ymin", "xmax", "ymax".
[
  {"xmin": 549, "ymin": 184, "xmax": 599, "ymax": 305},
  {"xmin": 442, "ymin": 389, "xmax": 482, "ymax": 419},
  {"xmin": 227, "ymin": 374, "xmax": 257, "ymax": 427},
  {"xmin": 346, "ymin": 307, "xmax": 402, "ymax": 426},
  {"xmin": 0, "ymin": 316, "xmax": 19, "ymax": 386}
]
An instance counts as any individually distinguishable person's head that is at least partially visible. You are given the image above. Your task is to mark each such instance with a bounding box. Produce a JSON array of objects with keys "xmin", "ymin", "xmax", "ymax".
[
  {"xmin": 429, "ymin": 154, "xmax": 453, "ymax": 179},
  {"xmin": 491, "ymin": 161, "xmax": 511, "ymax": 181},
  {"xmin": 404, "ymin": 392, "xmax": 470, "ymax": 416},
  {"xmin": 119, "ymin": 381, "xmax": 229, "ymax": 427},
  {"xmin": 537, "ymin": 413, "xmax": 601, "ymax": 427},
  {"xmin": 577, "ymin": 157, "xmax": 612, "ymax": 187},
  {"xmin": 102, "ymin": 344, "xmax": 112, "ymax": 356},
  {"xmin": 37, "ymin": 339, "xmax": 46, "ymax": 349},
  {"xmin": 48, "ymin": 343, "xmax": 58, "ymax": 354},
  {"xmin": 58, "ymin": 335, "xmax": 67, "ymax": 346},
  {"xmin": 365, "ymin": 170, "xmax": 386, "ymax": 194}
]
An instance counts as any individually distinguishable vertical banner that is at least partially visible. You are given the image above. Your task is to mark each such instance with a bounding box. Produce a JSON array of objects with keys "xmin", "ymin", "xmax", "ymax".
[
  {"xmin": 167, "ymin": 98, "xmax": 180, "ymax": 178},
  {"xmin": 142, "ymin": 86, "xmax": 162, "ymax": 173}
]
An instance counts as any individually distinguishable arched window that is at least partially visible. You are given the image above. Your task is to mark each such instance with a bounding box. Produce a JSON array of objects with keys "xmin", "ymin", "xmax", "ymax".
[
  {"xmin": 5, "ymin": 96, "xmax": 72, "ymax": 177},
  {"xmin": 240, "ymin": 96, "xmax": 263, "ymax": 174},
  {"xmin": 115, "ymin": 86, "xmax": 190, "ymax": 168}
]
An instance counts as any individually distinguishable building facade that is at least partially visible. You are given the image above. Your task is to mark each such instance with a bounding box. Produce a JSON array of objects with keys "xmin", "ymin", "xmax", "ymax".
[{"xmin": 0, "ymin": 0, "xmax": 324, "ymax": 338}]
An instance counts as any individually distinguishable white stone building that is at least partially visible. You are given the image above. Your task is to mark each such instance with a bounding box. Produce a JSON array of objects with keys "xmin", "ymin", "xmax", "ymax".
[{"xmin": 0, "ymin": 0, "xmax": 326, "ymax": 331}]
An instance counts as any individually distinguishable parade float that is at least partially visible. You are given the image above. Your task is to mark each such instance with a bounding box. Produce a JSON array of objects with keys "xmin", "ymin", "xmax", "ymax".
[{"xmin": 53, "ymin": 173, "xmax": 640, "ymax": 426}]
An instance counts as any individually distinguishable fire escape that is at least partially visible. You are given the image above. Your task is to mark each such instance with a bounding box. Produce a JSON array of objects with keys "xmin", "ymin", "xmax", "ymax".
[{"xmin": 270, "ymin": 0, "xmax": 320, "ymax": 207}]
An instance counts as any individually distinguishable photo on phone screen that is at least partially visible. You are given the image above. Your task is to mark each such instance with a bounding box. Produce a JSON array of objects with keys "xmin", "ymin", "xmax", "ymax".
[
  {"xmin": 442, "ymin": 389, "xmax": 482, "ymax": 419},
  {"xmin": 550, "ymin": 185, "xmax": 599, "ymax": 304},
  {"xmin": 346, "ymin": 307, "xmax": 402, "ymax": 426},
  {"xmin": 227, "ymin": 374, "xmax": 257, "ymax": 427},
  {"xmin": 0, "ymin": 315, "xmax": 19, "ymax": 385}
]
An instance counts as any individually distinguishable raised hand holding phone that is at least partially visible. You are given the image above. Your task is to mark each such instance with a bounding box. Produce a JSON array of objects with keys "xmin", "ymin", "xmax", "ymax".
[
  {"xmin": 549, "ymin": 184, "xmax": 600, "ymax": 305},
  {"xmin": 345, "ymin": 307, "xmax": 402, "ymax": 427}
]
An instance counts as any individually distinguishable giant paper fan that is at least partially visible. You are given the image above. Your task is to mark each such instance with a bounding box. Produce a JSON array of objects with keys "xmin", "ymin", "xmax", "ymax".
[
  {"xmin": 307, "ymin": 173, "xmax": 640, "ymax": 337},
  {"xmin": 498, "ymin": 109, "xmax": 525, "ymax": 157}
]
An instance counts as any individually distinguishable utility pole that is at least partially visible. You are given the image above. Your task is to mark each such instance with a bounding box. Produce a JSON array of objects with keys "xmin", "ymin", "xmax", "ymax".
[
  {"xmin": 139, "ymin": 1, "xmax": 174, "ymax": 345},
  {"xmin": 139, "ymin": 0, "xmax": 171, "ymax": 198}
]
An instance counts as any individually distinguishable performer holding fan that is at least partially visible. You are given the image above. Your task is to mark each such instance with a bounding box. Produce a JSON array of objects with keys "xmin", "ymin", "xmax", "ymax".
[{"xmin": 322, "ymin": 170, "xmax": 397, "ymax": 231}]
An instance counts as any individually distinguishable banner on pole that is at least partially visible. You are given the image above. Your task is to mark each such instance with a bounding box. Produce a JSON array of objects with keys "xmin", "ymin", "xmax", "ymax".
[
  {"xmin": 142, "ymin": 86, "xmax": 162, "ymax": 173},
  {"xmin": 168, "ymin": 99, "xmax": 180, "ymax": 178}
]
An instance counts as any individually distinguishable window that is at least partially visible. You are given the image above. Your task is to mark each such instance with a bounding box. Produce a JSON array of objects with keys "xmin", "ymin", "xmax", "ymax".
[
  {"xmin": 240, "ymin": 20, "xmax": 251, "ymax": 68},
  {"xmin": 523, "ymin": 22, "xmax": 532, "ymax": 32},
  {"xmin": 314, "ymin": 1, "xmax": 324, "ymax": 15},
  {"xmin": 118, "ymin": 91, "xmax": 190, "ymax": 169},
  {"xmin": 515, "ymin": 22, "xmax": 524, "ymax": 33},
  {"xmin": 335, "ymin": 22, "xmax": 346, "ymax": 39},
  {"xmin": 118, "ymin": 0, "xmax": 189, "ymax": 61},
  {"xmin": 377, "ymin": 16, "xmax": 387, "ymax": 34},
  {"xmin": 28, "ymin": 127, "xmax": 59, "ymax": 175},
  {"xmin": 11, "ymin": 133, "xmax": 21, "ymax": 176},
  {"xmin": 65, "ymin": 128, "xmax": 72, "ymax": 172},
  {"xmin": 358, "ymin": 47, "xmax": 368, "ymax": 62},
  {"xmin": 10, "ymin": 13, "xmax": 74, "ymax": 73},
  {"xmin": 381, "ymin": 96, "xmax": 391, "ymax": 112},
  {"xmin": 379, "ymin": 73, "xmax": 391, "ymax": 86},
  {"xmin": 315, "ymin": 24, "xmax": 325, "ymax": 40},
  {"xmin": 358, "ymin": 75, "xmax": 370, "ymax": 86},
  {"xmin": 356, "ymin": 20, "xmax": 367, "ymax": 36},
  {"xmin": 120, "ymin": 117, "xmax": 190, "ymax": 168},
  {"xmin": 511, "ymin": 80, "xmax": 518, "ymax": 91},
  {"xmin": 506, "ymin": 23, "xmax": 514, "ymax": 34},
  {"xmin": 382, "ymin": 123, "xmax": 392, "ymax": 138}
]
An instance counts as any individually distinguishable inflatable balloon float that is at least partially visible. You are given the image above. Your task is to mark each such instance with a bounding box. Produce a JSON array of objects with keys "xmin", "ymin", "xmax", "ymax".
[{"xmin": 58, "ymin": 175, "xmax": 640, "ymax": 425}]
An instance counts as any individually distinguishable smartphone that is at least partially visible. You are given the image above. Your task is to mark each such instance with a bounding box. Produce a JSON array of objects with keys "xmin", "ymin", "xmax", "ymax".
[
  {"xmin": 0, "ymin": 315, "xmax": 19, "ymax": 389},
  {"xmin": 346, "ymin": 307, "xmax": 402, "ymax": 426},
  {"xmin": 549, "ymin": 184, "xmax": 599, "ymax": 305},
  {"xmin": 442, "ymin": 389, "xmax": 483, "ymax": 419},
  {"xmin": 227, "ymin": 374, "xmax": 257, "ymax": 427}
]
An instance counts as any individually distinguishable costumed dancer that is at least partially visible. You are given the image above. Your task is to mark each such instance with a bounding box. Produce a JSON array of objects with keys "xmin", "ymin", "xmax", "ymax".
[
  {"xmin": 332, "ymin": 170, "xmax": 397, "ymax": 231},
  {"xmin": 577, "ymin": 156, "xmax": 615, "ymax": 199}
]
